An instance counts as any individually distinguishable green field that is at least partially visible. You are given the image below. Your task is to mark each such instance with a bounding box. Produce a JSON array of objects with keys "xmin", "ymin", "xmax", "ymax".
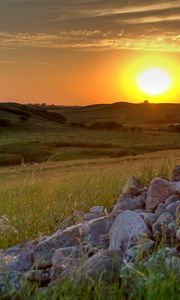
[{"xmin": 0, "ymin": 102, "xmax": 179, "ymax": 166}]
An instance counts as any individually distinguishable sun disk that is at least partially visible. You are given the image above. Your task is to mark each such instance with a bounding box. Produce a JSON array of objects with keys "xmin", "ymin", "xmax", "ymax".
[{"xmin": 138, "ymin": 68, "xmax": 171, "ymax": 95}]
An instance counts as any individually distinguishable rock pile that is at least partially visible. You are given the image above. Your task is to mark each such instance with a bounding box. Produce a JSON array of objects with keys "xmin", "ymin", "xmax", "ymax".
[{"xmin": 1, "ymin": 166, "xmax": 180, "ymax": 298}]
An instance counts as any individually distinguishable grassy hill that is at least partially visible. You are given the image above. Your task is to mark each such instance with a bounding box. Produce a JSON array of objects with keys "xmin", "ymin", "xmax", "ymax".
[
  {"xmin": 0, "ymin": 102, "xmax": 179, "ymax": 166},
  {"xmin": 51, "ymin": 101, "xmax": 180, "ymax": 127}
]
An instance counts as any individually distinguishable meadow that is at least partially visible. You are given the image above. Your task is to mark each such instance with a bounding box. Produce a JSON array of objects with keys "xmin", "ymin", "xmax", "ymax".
[
  {"xmin": 0, "ymin": 102, "xmax": 180, "ymax": 299},
  {"xmin": 0, "ymin": 149, "xmax": 180, "ymax": 299},
  {"xmin": 0, "ymin": 102, "xmax": 180, "ymax": 166}
]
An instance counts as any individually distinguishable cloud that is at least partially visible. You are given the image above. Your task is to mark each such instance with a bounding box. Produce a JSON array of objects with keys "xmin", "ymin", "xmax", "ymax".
[
  {"xmin": 48, "ymin": 0, "xmax": 180, "ymax": 22},
  {"xmin": 0, "ymin": 1, "xmax": 179, "ymax": 53},
  {"xmin": 0, "ymin": 30, "xmax": 179, "ymax": 53}
]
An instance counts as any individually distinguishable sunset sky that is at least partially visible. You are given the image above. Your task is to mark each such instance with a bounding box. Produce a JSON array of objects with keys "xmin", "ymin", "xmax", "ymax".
[{"xmin": 0, "ymin": 0, "xmax": 180, "ymax": 105}]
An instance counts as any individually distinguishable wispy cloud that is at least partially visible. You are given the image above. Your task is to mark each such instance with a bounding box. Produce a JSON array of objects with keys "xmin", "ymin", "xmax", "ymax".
[
  {"xmin": 48, "ymin": 0, "xmax": 180, "ymax": 22},
  {"xmin": 0, "ymin": 30, "xmax": 179, "ymax": 53}
]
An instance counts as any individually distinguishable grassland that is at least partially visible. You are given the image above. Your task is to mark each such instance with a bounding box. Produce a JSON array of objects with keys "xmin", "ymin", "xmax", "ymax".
[
  {"xmin": 0, "ymin": 102, "xmax": 180, "ymax": 166},
  {"xmin": 0, "ymin": 149, "xmax": 180, "ymax": 250},
  {"xmin": 53, "ymin": 101, "xmax": 180, "ymax": 126},
  {"xmin": 0, "ymin": 102, "xmax": 180, "ymax": 299},
  {"xmin": 1, "ymin": 149, "xmax": 180, "ymax": 300}
]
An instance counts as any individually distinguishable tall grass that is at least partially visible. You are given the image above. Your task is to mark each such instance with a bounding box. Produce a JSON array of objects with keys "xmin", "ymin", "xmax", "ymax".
[{"xmin": 0, "ymin": 150, "xmax": 179, "ymax": 249}]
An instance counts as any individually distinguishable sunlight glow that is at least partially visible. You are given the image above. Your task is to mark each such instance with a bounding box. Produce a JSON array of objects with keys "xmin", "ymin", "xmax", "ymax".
[{"xmin": 138, "ymin": 68, "xmax": 171, "ymax": 95}]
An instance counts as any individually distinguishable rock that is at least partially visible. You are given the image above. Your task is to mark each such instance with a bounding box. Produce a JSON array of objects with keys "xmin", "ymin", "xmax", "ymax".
[
  {"xmin": 155, "ymin": 203, "xmax": 167, "ymax": 218},
  {"xmin": 83, "ymin": 250, "xmax": 122, "ymax": 282},
  {"xmin": 84, "ymin": 213, "xmax": 97, "ymax": 221},
  {"xmin": 139, "ymin": 212, "xmax": 157, "ymax": 229},
  {"xmin": 176, "ymin": 204, "xmax": 180, "ymax": 225},
  {"xmin": 112, "ymin": 192, "xmax": 147, "ymax": 217},
  {"xmin": 90, "ymin": 206, "xmax": 104, "ymax": 216},
  {"xmin": 165, "ymin": 201, "xmax": 180, "ymax": 217},
  {"xmin": 0, "ymin": 271, "xmax": 22, "ymax": 299},
  {"xmin": 176, "ymin": 228, "xmax": 180, "ymax": 242},
  {"xmin": 122, "ymin": 177, "xmax": 142, "ymax": 196},
  {"xmin": 174, "ymin": 182, "xmax": 180, "ymax": 196},
  {"xmin": 51, "ymin": 247, "xmax": 81, "ymax": 280},
  {"xmin": 33, "ymin": 216, "xmax": 112, "ymax": 269},
  {"xmin": 145, "ymin": 247, "xmax": 176, "ymax": 268},
  {"xmin": 165, "ymin": 195, "xmax": 180, "ymax": 206},
  {"xmin": 60, "ymin": 211, "xmax": 84, "ymax": 230},
  {"xmin": 109, "ymin": 211, "xmax": 150, "ymax": 251},
  {"xmin": 156, "ymin": 212, "xmax": 174, "ymax": 226},
  {"xmin": 21, "ymin": 270, "xmax": 44, "ymax": 284},
  {"xmin": 125, "ymin": 239, "xmax": 154, "ymax": 262},
  {"xmin": 172, "ymin": 166, "xmax": 180, "ymax": 181},
  {"xmin": 153, "ymin": 213, "xmax": 176, "ymax": 244},
  {"xmin": 146, "ymin": 178, "xmax": 174, "ymax": 211},
  {"xmin": 165, "ymin": 256, "xmax": 180, "ymax": 275}
]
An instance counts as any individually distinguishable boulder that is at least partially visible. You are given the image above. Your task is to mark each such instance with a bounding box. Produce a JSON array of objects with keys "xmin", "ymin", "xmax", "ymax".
[
  {"xmin": 165, "ymin": 194, "xmax": 180, "ymax": 206},
  {"xmin": 122, "ymin": 177, "xmax": 142, "ymax": 196},
  {"xmin": 82, "ymin": 250, "xmax": 122, "ymax": 282},
  {"xmin": 165, "ymin": 201, "xmax": 180, "ymax": 217},
  {"xmin": 84, "ymin": 213, "xmax": 97, "ymax": 221},
  {"xmin": 51, "ymin": 247, "xmax": 81, "ymax": 281},
  {"xmin": 176, "ymin": 204, "xmax": 180, "ymax": 225},
  {"xmin": 146, "ymin": 178, "xmax": 174, "ymax": 211},
  {"xmin": 111, "ymin": 191, "xmax": 147, "ymax": 218},
  {"xmin": 139, "ymin": 212, "xmax": 157, "ymax": 229},
  {"xmin": 109, "ymin": 211, "xmax": 150, "ymax": 251},
  {"xmin": 156, "ymin": 212, "xmax": 174, "ymax": 226},
  {"xmin": 172, "ymin": 166, "xmax": 180, "ymax": 181},
  {"xmin": 174, "ymin": 182, "xmax": 180, "ymax": 196},
  {"xmin": 155, "ymin": 203, "xmax": 167, "ymax": 218},
  {"xmin": 90, "ymin": 206, "xmax": 104, "ymax": 217},
  {"xmin": 125, "ymin": 239, "xmax": 154, "ymax": 262},
  {"xmin": 176, "ymin": 228, "xmax": 180, "ymax": 242},
  {"xmin": 0, "ymin": 271, "xmax": 22, "ymax": 299},
  {"xmin": 33, "ymin": 216, "xmax": 112, "ymax": 269}
]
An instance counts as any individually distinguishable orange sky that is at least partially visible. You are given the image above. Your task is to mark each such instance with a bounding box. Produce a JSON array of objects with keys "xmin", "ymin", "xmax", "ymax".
[{"xmin": 0, "ymin": 1, "xmax": 180, "ymax": 105}]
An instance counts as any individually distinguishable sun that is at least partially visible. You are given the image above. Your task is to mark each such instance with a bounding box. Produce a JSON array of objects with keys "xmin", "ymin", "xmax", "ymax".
[{"xmin": 138, "ymin": 68, "xmax": 171, "ymax": 95}]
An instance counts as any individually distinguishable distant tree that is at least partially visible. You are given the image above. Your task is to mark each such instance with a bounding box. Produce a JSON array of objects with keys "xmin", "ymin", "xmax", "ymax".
[
  {"xmin": 0, "ymin": 119, "xmax": 12, "ymax": 127},
  {"xmin": 19, "ymin": 115, "xmax": 30, "ymax": 122}
]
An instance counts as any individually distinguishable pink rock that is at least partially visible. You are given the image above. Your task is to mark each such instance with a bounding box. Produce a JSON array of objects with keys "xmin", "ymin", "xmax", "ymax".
[{"xmin": 146, "ymin": 178, "xmax": 174, "ymax": 212}]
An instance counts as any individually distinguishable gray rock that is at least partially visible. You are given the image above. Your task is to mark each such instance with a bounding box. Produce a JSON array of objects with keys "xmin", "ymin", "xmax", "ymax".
[
  {"xmin": 176, "ymin": 204, "xmax": 180, "ymax": 225},
  {"xmin": 155, "ymin": 203, "xmax": 167, "ymax": 218},
  {"xmin": 146, "ymin": 178, "xmax": 174, "ymax": 211},
  {"xmin": 112, "ymin": 192, "xmax": 147, "ymax": 217},
  {"xmin": 83, "ymin": 250, "xmax": 122, "ymax": 282},
  {"xmin": 122, "ymin": 177, "xmax": 142, "ymax": 196},
  {"xmin": 21, "ymin": 270, "xmax": 44, "ymax": 284},
  {"xmin": 176, "ymin": 228, "xmax": 180, "ymax": 242},
  {"xmin": 33, "ymin": 216, "xmax": 112, "ymax": 269},
  {"xmin": 145, "ymin": 247, "xmax": 176, "ymax": 268},
  {"xmin": 84, "ymin": 213, "xmax": 97, "ymax": 221},
  {"xmin": 90, "ymin": 206, "xmax": 104, "ymax": 216},
  {"xmin": 174, "ymin": 182, "xmax": 180, "ymax": 196},
  {"xmin": 51, "ymin": 247, "xmax": 81, "ymax": 281},
  {"xmin": 139, "ymin": 212, "xmax": 157, "ymax": 229},
  {"xmin": 172, "ymin": 166, "xmax": 180, "ymax": 181},
  {"xmin": 109, "ymin": 211, "xmax": 150, "ymax": 251},
  {"xmin": 125, "ymin": 239, "xmax": 154, "ymax": 262},
  {"xmin": 0, "ymin": 271, "xmax": 22, "ymax": 299},
  {"xmin": 156, "ymin": 212, "xmax": 174, "ymax": 226},
  {"xmin": 52, "ymin": 247, "xmax": 80, "ymax": 269},
  {"xmin": 165, "ymin": 256, "xmax": 180, "ymax": 275},
  {"xmin": 165, "ymin": 195, "xmax": 180, "ymax": 206},
  {"xmin": 165, "ymin": 201, "xmax": 180, "ymax": 217}
]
